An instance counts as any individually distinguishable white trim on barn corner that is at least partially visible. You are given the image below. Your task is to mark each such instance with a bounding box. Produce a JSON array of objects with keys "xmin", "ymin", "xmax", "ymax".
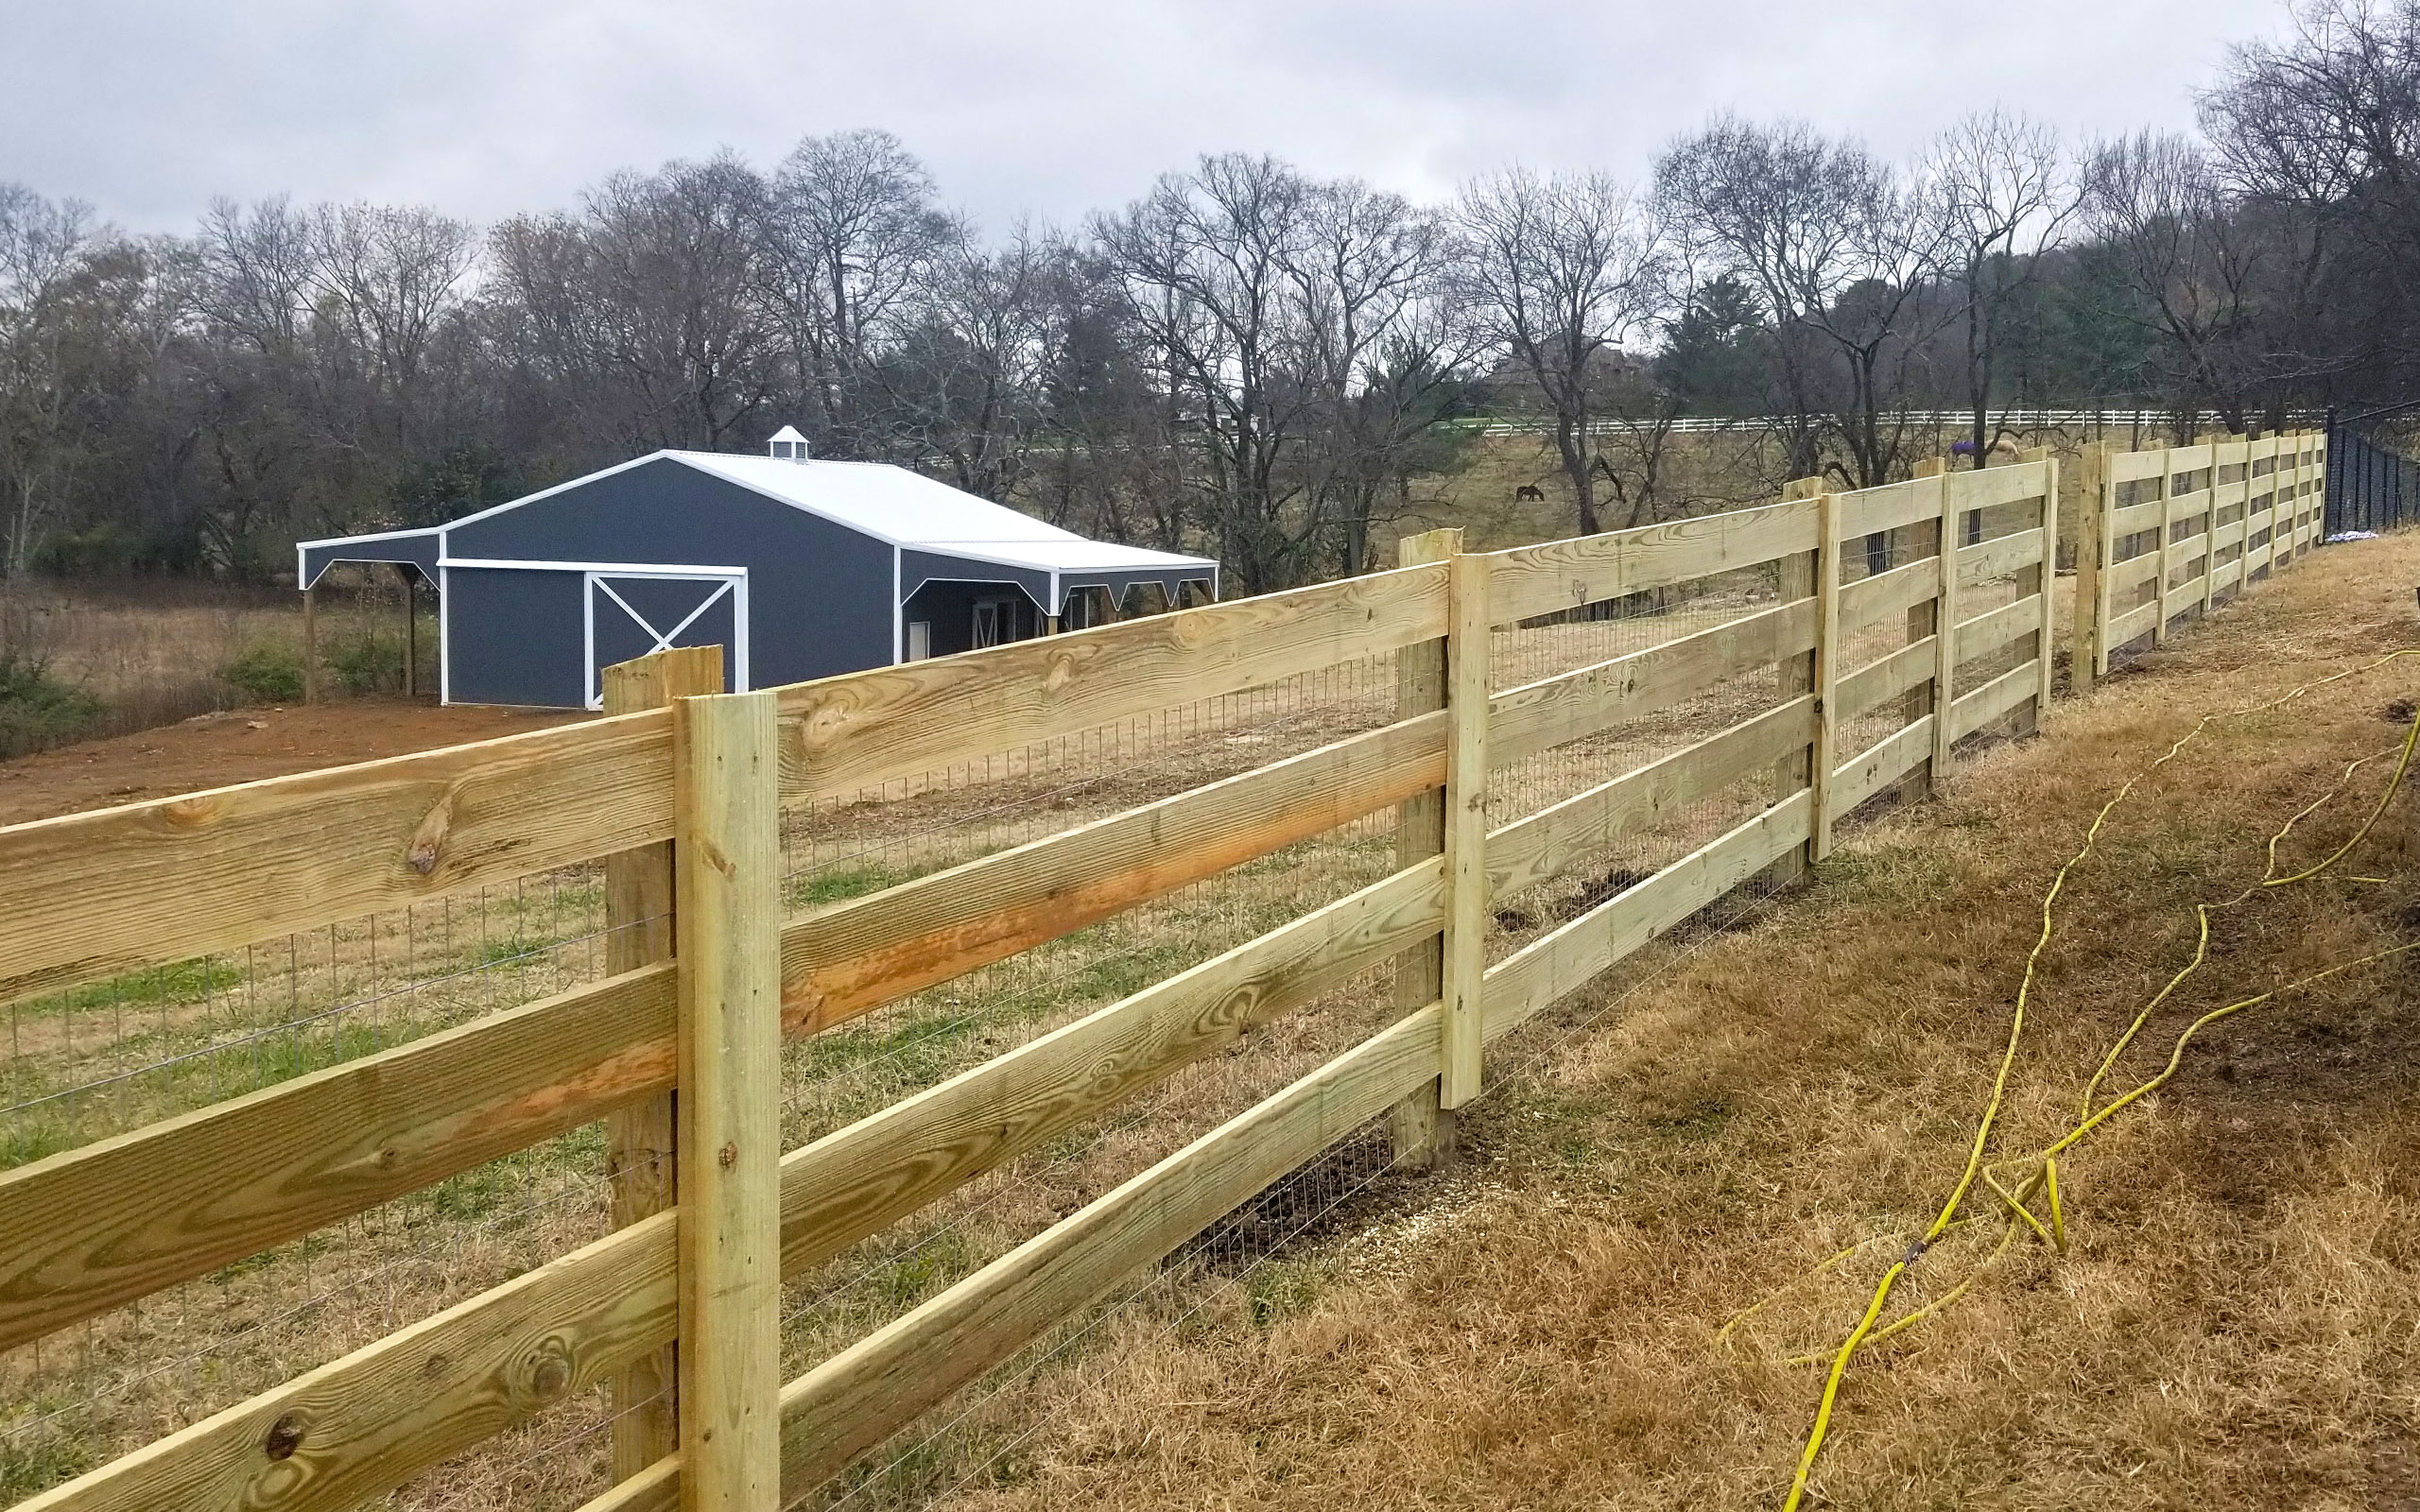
[
  {"xmin": 891, "ymin": 544, "xmax": 903, "ymax": 666},
  {"xmin": 438, "ymin": 564, "xmax": 453, "ymax": 705},
  {"xmin": 578, "ymin": 567, "xmax": 751, "ymax": 711}
]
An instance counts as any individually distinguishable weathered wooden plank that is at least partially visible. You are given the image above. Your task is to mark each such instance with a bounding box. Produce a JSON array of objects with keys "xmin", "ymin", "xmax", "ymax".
[
  {"xmin": 1838, "ymin": 479, "xmax": 1934, "ymax": 538},
  {"xmin": 1485, "ymin": 496, "xmax": 1821, "ymax": 627},
  {"xmin": 1957, "ymin": 529, "xmax": 2043, "ymax": 586},
  {"xmin": 1949, "ymin": 661, "xmax": 2042, "ymax": 743},
  {"xmin": 776, "ymin": 856, "xmax": 1443, "ymax": 1279},
  {"xmin": 767, "ymin": 1001, "xmax": 1447, "ymax": 1501},
  {"xmin": 781, "ymin": 711, "xmax": 1446, "ymax": 1034},
  {"xmin": 672, "ymin": 691, "xmax": 782, "ymax": 1512},
  {"xmin": 2212, "ymin": 518, "xmax": 2248, "ymax": 550},
  {"xmin": 0, "ymin": 962, "xmax": 675, "ymax": 1354},
  {"xmin": 1481, "ymin": 790, "xmax": 1812, "ymax": 1040},
  {"xmin": 2107, "ymin": 551, "xmax": 2163, "ymax": 595},
  {"xmin": 1486, "ymin": 599, "xmax": 1814, "ymax": 769},
  {"xmin": 2110, "ymin": 498, "xmax": 2166, "ymax": 539},
  {"xmin": 2109, "ymin": 448, "xmax": 2169, "ymax": 483},
  {"xmin": 1838, "ymin": 554, "xmax": 1938, "ymax": 638},
  {"xmin": 17, "ymin": 1214, "xmax": 677, "ymax": 1512},
  {"xmin": 775, "ymin": 564, "xmax": 1447, "ymax": 803},
  {"xmin": 1830, "ymin": 716, "xmax": 1935, "ymax": 816},
  {"xmin": 0, "ymin": 711, "xmax": 671, "ymax": 1005},
  {"xmin": 1487, "ymin": 697, "xmax": 1815, "ymax": 905},
  {"xmin": 1837, "ymin": 638, "xmax": 1936, "ymax": 727},
  {"xmin": 1944, "ymin": 461, "xmax": 2051, "ymax": 513},
  {"xmin": 2106, "ymin": 599, "xmax": 2159, "ymax": 646},
  {"xmin": 1953, "ymin": 594, "xmax": 2042, "ymax": 669}
]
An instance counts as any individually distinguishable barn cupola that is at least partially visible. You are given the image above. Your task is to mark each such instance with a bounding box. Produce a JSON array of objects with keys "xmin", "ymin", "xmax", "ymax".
[{"xmin": 769, "ymin": 425, "xmax": 810, "ymax": 463}]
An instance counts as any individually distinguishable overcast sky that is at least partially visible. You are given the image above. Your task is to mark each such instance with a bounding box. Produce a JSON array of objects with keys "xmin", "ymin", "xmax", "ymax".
[{"xmin": 3, "ymin": 0, "xmax": 2295, "ymax": 235}]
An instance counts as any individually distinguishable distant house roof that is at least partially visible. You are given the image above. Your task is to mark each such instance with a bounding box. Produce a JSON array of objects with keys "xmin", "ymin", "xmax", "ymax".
[{"xmin": 298, "ymin": 450, "xmax": 1219, "ymax": 588}]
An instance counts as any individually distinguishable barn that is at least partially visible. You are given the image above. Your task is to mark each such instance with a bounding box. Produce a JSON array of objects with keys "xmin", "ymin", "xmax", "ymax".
[{"xmin": 294, "ymin": 429, "xmax": 1219, "ymax": 709}]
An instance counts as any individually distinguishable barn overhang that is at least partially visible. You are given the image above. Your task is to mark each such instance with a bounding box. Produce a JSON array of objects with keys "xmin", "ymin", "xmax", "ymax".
[
  {"xmin": 897, "ymin": 542, "xmax": 1219, "ymax": 618},
  {"xmin": 297, "ymin": 526, "xmax": 442, "ymax": 590}
]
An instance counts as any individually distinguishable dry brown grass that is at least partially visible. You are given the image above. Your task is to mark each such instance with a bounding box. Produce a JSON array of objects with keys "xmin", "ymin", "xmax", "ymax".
[
  {"xmin": 0, "ymin": 573, "xmax": 417, "ymax": 750},
  {"xmin": 918, "ymin": 534, "xmax": 2420, "ymax": 1511}
]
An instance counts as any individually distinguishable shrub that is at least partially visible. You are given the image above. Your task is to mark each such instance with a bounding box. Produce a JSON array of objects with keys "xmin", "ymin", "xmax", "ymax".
[
  {"xmin": 0, "ymin": 652, "xmax": 102, "ymax": 758},
  {"xmin": 221, "ymin": 642, "xmax": 304, "ymax": 704},
  {"xmin": 326, "ymin": 627, "xmax": 406, "ymax": 695}
]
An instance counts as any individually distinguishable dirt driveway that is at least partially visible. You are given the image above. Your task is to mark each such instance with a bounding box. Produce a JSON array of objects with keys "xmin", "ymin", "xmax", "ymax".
[{"xmin": 0, "ymin": 698, "xmax": 586, "ymax": 827}]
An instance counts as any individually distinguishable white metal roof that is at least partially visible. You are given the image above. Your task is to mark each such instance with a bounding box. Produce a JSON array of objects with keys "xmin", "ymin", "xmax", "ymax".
[{"xmin": 302, "ymin": 448, "xmax": 1219, "ymax": 584}]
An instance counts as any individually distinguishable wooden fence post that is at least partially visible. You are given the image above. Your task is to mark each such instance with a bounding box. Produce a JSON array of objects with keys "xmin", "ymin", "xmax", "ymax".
[
  {"xmin": 2072, "ymin": 442, "xmax": 2104, "ymax": 696},
  {"xmin": 1910, "ymin": 458, "xmax": 1948, "ymax": 788},
  {"xmin": 2029, "ymin": 448, "xmax": 2057, "ymax": 725},
  {"xmin": 602, "ymin": 644, "xmax": 726, "ymax": 1484},
  {"xmin": 2091, "ymin": 442, "xmax": 2118, "ymax": 681},
  {"xmin": 1927, "ymin": 462, "xmax": 1958, "ymax": 786},
  {"xmin": 2152, "ymin": 445, "xmax": 2177, "ymax": 647},
  {"xmin": 1809, "ymin": 491, "xmax": 1843, "ymax": 860},
  {"xmin": 1389, "ymin": 528, "xmax": 1460, "ymax": 1170},
  {"xmin": 674, "ymin": 687, "xmax": 782, "ymax": 1512},
  {"xmin": 1439, "ymin": 547, "xmax": 1492, "ymax": 1111},
  {"xmin": 1765, "ymin": 474, "xmax": 1826, "ymax": 887}
]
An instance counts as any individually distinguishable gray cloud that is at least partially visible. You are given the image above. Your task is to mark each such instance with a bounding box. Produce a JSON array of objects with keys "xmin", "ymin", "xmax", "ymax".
[{"xmin": 2, "ymin": 0, "xmax": 2291, "ymax": 234}]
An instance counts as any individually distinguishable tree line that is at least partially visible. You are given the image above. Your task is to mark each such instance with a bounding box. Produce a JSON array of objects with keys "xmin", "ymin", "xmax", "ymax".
[{"xmin": 2, "ymin": 0, "xmax": 2413, "ymax": 593}]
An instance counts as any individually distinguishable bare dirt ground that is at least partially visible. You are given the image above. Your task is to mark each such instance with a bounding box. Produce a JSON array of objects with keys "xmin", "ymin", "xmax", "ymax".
[
  {"xmin": 0, "ymin": 698, "xmax": 582, "ymax": 826},
  {"xmin": 935, "ymin": 534, "xmax": 2420, "ymax": 1512}
]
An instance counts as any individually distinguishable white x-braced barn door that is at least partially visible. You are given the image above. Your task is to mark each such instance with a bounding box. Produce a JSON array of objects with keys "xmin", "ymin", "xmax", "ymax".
[{"xmin": 583, "ymin": 569, "xmax": 749, "ymax": 709}]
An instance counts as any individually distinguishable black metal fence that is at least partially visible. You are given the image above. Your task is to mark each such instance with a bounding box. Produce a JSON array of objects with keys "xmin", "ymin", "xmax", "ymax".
[{"xmin": 2326, "ymin": 408, "xmax": 2420, "ymax": 534}]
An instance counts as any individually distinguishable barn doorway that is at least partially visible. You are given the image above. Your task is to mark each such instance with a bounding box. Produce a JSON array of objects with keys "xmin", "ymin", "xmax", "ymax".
[{"xmin": 584, "ymin": 569, "xmax": 748, "ymax": 709}]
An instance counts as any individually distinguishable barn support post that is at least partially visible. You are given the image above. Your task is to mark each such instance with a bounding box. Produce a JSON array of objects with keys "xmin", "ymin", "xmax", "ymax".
[
  {"xmin": 397, "ymin": 565, "xmax": 419, "ymax": 699},
  {"xmin": 1388, "ymin": 527, "xmax": 1460, "ymax": 1171},
  {"xmin": 602, "ymin": 644, "xmax": 725, "ymax": 1485},
  {"xmin": 673, "ymin": 684, "xmax": 781, "ymax": 1512},
  {"xmin": 302, "ymin": 582, "xmax": 319, "ymax": 705},
  {"xmin": 1440, "ymin": 545, "xmax": 1492, "ymax": 1111}
]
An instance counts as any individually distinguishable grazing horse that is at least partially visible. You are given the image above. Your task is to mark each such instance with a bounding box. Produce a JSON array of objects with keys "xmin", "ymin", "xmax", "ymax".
[{"xmin": 1514, "ymin": 483, "xmax": 1546, "ymax": 502}]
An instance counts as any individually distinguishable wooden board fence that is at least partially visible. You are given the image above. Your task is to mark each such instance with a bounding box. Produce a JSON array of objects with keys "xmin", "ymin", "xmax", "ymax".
[{"xmin": 0, "ymin": 437, "xmax": 2325, "ymax": 1512}]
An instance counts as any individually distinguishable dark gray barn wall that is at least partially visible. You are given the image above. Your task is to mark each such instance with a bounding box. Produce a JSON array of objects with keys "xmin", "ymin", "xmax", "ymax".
[
  {"xmin": 899, "ymin": 551, "xmax": 1051, "ymax": 611},
  {"xmin": 447, "ymin": 458, "xmax": 895, "ymax": 687},
  {"xmin": 903, "ymin": 579, "xmax": 1046, "ymax": 657},
  {"xmin": 445, "ymin": 567, "xmax": 586, "ymax": 706}
]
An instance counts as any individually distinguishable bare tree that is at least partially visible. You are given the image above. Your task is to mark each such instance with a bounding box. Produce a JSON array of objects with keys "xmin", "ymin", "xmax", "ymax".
[
  {"xmin": 1451, "ymin": 167, "xmax": 1663, "ymax": 535},
  {"xmin": 1920, "ymin": 111, "xmax": 2077, "ymax": 466},
  {"xmin": 489, "ymin": 154, "xmax": 780, "ymax": 459},
  {"xmin": 761, "ymin": 129, "xmax": 956, "ymax": 455},
  {"xmin": 1658, "ymin": 117, "xmax": 1947, "ymax": 488},
  {"xmin": 1094, "ymin": 154, "xmax": 1327, "ymax": 593},
  {"xmin": 0, "ymin": 187, "xmax": 108, "ymax": 575},
  {"xmin": 2080, "ymin": 130, "xmax": 2272, "ymax": 432}
]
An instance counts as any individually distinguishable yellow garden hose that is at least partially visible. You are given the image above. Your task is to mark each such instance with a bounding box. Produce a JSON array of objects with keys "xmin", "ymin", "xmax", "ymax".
[{"xmin": 1767, "ymin": 647, "xmax": 2420, "ymax": 1510}]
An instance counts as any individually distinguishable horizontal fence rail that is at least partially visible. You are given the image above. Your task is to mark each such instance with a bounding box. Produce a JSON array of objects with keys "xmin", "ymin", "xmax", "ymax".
[{"xmin": 0, "ymin": 436, "xmax": 2337, "ymax": 1512}]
